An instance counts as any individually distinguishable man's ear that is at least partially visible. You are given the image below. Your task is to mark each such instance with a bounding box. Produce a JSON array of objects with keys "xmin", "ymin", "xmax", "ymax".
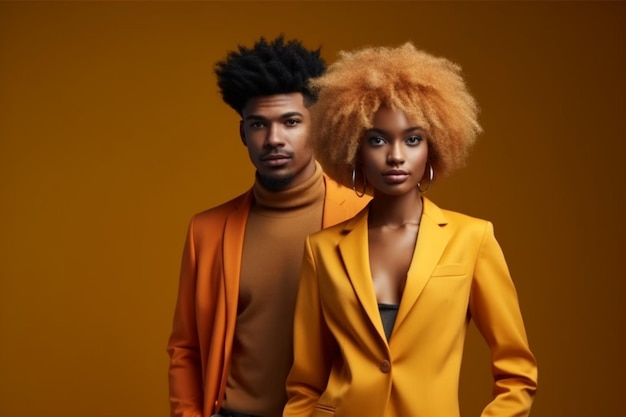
[{"xmin": 239, "ymin": 120, "xmax": 247, "ymax": 146}]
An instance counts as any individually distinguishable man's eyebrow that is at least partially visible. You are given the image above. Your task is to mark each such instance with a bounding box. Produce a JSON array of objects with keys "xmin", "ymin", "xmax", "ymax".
[
  {"xmin": 280, "ymin": 112, "xmax": 304, "ymax": 118},
  {"xmin": 245, "ymin": 112, "xmax": 304, "ymax": 121}
]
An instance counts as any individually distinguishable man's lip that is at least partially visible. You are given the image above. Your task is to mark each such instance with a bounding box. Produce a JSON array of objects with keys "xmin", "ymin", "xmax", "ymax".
[
  {"xmin": 261, "ymin": 154, "xmax": 291, "ymax": 161},
  {"xmin": 261, "ymin": 154, "xmax": 291, "ymax": 167}
]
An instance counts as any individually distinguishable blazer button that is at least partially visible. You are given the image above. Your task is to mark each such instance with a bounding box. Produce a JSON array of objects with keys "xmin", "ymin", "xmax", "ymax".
[{"xmin": 379, "ymin": 360, "xmax": 391, "ymax": 373}]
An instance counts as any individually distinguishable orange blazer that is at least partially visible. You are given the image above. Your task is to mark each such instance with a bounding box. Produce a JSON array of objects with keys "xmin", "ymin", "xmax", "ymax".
[
  {"xmin": 167, "ymin": 175, "xmax": 369, "ymax": 417},
  {"xmin": 284, "ymin": 198, "xmax": 538, "ymax": 417}
]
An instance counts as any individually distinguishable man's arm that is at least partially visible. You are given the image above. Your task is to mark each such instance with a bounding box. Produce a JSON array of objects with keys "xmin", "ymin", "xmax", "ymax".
[
  {"xmin": 284, "ymin": 236, "xmax": 338, "ymax": 417},
  {"xmin": 167, "ymin": 217, "xmax": 204, "ymax": 417}
]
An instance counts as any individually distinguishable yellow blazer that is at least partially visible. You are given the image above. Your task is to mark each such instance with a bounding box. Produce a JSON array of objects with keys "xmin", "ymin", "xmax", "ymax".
[{"xmin": 284, "ymin": 198, "xmax": 538, "ymax": 417}]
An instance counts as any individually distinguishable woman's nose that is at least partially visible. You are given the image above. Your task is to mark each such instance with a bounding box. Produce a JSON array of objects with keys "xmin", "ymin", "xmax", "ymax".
[{"xmin": 387, "ymin": 142, "xmax": 405, "ymax": 164}]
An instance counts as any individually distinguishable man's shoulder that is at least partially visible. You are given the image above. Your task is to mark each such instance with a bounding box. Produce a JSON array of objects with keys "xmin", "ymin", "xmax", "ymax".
[
  {"xmin": 321, "ymin": 174, "xmax": 370, "ymax": 227},
  {"xmin": 190, "ymin": 189, "xmax": 252, "ymax": 227},
  {"xmin": 323, "ymin": 174, "xmax": 370, "ymax": 210}
]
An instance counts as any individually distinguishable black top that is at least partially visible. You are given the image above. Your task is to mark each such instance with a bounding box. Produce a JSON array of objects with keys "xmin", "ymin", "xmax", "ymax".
[{"xmin": 378, "ymin": 303, "xmax": 400, "ymax": 341}]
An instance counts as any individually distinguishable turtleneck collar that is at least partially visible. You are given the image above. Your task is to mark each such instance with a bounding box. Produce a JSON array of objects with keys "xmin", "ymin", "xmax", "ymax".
[{"xmin": 252, "ymin": 161, "xmax": 325, "ymax": 210}]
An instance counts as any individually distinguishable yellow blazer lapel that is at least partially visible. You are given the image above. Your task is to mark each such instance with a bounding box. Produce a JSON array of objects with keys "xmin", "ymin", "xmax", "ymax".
[
  {"xmin": 337, "ymin": 208, "xmax": 387, "ymax": 341},
  {"xmin": 395, "ymin": 198, "xmax": 449, "ymax": 330}
]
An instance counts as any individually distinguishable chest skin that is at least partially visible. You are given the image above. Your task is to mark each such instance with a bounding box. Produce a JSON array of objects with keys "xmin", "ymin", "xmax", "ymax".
[{"xmin": 368, "ymin": 224, "xmax": 419, "ymax": 305}]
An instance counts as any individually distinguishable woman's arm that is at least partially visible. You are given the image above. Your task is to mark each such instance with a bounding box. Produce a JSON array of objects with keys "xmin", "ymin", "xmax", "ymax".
[{"xmin": 470, "ymin": 221, "xmax": 538, "ymax": 417}]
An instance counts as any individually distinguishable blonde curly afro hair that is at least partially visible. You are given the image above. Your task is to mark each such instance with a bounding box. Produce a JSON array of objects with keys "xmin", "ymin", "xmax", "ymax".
[{"xmin": 309, "ymin": 42, "xmax": 482, "ymax": 188}]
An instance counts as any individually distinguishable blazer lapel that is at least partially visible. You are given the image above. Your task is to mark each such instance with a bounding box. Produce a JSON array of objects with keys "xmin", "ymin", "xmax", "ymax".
[
  {"xmin": 394, "ymin": 198, "xmax": 449, "ymax": 330},
  {"xmin": 337, "ymin": 208, "xmax": 387, "ymax": 341},
  {"xmin": 222, "ymin": 190, "xmax": 253, "ymax": 328}
]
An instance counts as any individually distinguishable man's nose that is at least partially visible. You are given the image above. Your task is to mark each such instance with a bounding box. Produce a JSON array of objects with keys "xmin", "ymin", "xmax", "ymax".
[{"xmin": 264, "ymin": 124, "xmax": 285, "ymax": 147}]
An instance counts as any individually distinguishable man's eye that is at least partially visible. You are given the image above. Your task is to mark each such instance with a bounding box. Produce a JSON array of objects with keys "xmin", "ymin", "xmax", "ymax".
[
  {"xmin": 285, "ymin": 119, "xmax": 300, "ymax": 126},
  {"xmin": 249, "ymin": 122, "xmax": 265, "ymax": 128}
]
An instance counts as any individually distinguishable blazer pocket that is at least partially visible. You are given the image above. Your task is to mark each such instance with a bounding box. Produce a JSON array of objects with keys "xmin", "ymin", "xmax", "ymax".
[{"xmin": 431, "ymin": 264, "xmax": 467, "ymax": 277}]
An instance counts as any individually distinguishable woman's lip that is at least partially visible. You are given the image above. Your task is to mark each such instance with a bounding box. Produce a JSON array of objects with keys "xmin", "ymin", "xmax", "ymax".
[{"xmin": 382, "ymin": 173, "xmax": 409, "ymax": 183}]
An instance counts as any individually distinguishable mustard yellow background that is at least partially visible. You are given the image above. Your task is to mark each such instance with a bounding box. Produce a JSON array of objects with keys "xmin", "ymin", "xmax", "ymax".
[{"xmin": 1, "ymin": 2, "xmax": 624, "ymax": 417}]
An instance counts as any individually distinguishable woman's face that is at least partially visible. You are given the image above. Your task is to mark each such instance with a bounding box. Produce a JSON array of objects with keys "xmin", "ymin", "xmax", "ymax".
[{"xmin": 359, "ymin": 106, "xmax": 429, "ymax": 197}]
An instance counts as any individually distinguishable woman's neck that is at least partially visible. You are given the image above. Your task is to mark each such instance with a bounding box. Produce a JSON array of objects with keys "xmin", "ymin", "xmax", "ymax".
[{"xmin": 368, "ymin": 189, "xmax": 423, "ymax": 229}]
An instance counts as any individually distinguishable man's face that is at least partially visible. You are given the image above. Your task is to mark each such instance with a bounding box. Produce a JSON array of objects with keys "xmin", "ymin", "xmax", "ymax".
[{"xmin": 240, "ymin": 92, "xmax": 316, "ymax": 191}]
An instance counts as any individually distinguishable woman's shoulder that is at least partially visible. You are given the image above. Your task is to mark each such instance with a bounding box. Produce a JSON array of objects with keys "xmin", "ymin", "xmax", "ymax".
[
  {"xmin": 424, "ymin": 198, "xmax": 492, "ymax": 233},
  {"xmin": 310, "ymin": 205, "xmax": 368, "ymax": 243}
]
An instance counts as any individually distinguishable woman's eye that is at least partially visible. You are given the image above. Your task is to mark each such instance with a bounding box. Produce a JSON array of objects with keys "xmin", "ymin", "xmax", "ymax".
[
  {"xmin": 368, "ymin": 136, "xmax": 385, "ymax": 145},
  {"xmin": 407, "ymin": 135, "xmax": 422, "ymax": 145}
]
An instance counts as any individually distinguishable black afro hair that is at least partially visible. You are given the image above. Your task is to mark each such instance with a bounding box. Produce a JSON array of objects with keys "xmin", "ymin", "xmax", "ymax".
[{"xmin": 214, "ymin": 35, "xmax": 326, "ymax": 115}]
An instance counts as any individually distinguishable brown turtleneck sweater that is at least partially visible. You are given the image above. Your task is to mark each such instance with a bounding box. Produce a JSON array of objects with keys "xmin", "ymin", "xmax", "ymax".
[{"xmin": 222, "ymin": 164, "xmax": 325, "ymax": 417}]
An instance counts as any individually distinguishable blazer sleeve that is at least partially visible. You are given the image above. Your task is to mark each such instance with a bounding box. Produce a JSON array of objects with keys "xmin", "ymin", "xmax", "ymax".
[
  {"xmin": 284, "ymin": 236, "xmax": 339, "ymax": 417},
  {"xmin": 167, "ymin": 216, "xmax": 204, "ymax": 417},
  {"xmin": 470, "ymin": 221, "xmax": 538, "ymax": 417}
]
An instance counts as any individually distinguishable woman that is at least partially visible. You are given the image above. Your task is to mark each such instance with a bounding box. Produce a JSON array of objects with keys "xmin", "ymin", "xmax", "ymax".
[{"xmin": 283, "ymin": 43, "xmax": 538, "ymax": 417}]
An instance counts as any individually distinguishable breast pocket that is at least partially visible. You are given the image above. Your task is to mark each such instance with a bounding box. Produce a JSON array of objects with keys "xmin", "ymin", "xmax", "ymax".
[
  {"xmin": 431, "ymin": 264, "xmax": 467, "ymax": 278},
  {"xmin": 421, "ymin": 264, "xmax": 471, "ymax": 313}
]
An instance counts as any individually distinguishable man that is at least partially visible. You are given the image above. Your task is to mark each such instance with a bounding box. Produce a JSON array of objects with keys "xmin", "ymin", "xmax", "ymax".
[{"xmin": 167, "ymin": 36, "xmax": 369, "ymax": 417}]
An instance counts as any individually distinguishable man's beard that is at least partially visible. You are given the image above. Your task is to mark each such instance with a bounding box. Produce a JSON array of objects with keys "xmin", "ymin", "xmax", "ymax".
[{"xmin": 257, "ymin": 173, "xmax": 295, "ymax": 191}]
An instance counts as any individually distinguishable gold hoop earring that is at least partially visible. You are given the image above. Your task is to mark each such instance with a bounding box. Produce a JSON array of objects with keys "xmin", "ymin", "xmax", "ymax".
[
  {"xmin": 417, "ymin": 164, "xmax": 434, "ymax": 193},
  {"xmin": 351, "ymin": 166, "xmax": 367, "ymax": 198}
]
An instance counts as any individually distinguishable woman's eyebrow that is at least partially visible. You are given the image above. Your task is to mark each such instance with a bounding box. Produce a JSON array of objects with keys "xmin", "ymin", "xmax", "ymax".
[{"xmin": 366, "ymin": 126, "xmax": 424, "ymax": 135}]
